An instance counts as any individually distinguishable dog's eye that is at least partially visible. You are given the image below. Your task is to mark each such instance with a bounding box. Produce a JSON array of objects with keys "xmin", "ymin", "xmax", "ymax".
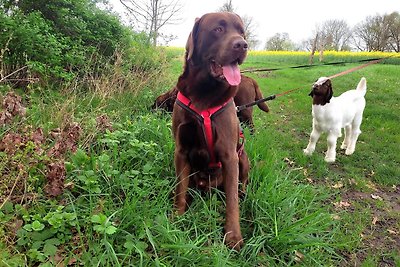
[{"xmin": 214, "ymin": 26, "xmax": 223, "ymax": 33}]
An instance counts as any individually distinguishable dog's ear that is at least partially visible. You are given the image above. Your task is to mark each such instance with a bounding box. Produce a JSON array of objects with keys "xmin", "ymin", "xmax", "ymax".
[
  {"xmin": 324, "ymin": 79, "xmax": 333, "ymax": 103},
  {"xmin": 185, "ymin": 17, "xmax": 200, "ymax": 63},
  {"xmin": 308, "ymin": 83, "xmax": 316, "ymax": 97}
]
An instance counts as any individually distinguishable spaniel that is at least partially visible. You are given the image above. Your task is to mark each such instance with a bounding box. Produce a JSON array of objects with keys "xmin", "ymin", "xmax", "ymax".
[{"xmin": 303, "ymin": 77, "xmax": 367, "ymax": 162}]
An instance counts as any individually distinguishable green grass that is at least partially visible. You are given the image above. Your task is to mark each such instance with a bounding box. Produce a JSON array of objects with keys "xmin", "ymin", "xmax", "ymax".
[{"xmin": 1, "ymin": 51, "xmax": 399, "ymax": 266}]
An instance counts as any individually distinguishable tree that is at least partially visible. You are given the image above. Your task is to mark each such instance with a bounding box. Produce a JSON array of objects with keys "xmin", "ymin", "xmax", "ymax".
[
  {"xmin": 218, "ymin": 0, "xmax": 234, "ymax": 12},
  {"xmin": 119, "ymin": 0, "xmax": 183, "ymax": 45},
  {"xmin": 264, "ymin": 33, "xmax": 294, "ymax": 51},
  {"xmin": 321, "ymin": 19, "xmax": 352, "ymax": 51},
  {"xmin": 307, "ymin": 20, "xmax": 351, "ymax": 52},
  {"xmin": 353, "ymin": 14, "xmax": 391, "ymax": 51},
  {"xmin": 305, "ymin": 20, "xmax": 352, "ymax": 62},
  {"xmin": 218, "ymin": 0, "xmax": 259, "ymax": 49},
  {"xmin": 386, "ymin": 12, "xmax": 400, "ymax": 52}
]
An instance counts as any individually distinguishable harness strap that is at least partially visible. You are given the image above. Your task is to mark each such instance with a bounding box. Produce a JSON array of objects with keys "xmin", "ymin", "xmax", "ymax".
[{"xmin": 176, "ymin": 92, "xmax": 232, "ymax": 169}]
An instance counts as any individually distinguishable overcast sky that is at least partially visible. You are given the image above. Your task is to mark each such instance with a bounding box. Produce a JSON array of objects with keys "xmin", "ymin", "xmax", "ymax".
[{"xmin": 110, "ymin": 0, "xmax": 399, "ymax": 49}]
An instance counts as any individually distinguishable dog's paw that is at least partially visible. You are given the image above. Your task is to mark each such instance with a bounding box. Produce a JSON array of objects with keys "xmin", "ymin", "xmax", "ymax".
[
  {"xmin": 324, "ymin": 156, "xmax": 336, "ymax": 163},
  {"xmin": 303, "ymin": 148, "xmax": 313, "ymax": 156},
  {"xmin": 224, "ymin": 231, "xmax": 243, "ymax": 251},
  {"xmin": 340, "ymin": 143, "xmax": 348, "ymax": 150},
  {"xmin": 174, "ymin": 200, "xmax": 188, "ymax": 215},
  {"xmin": 345, "ymin": 148, "xmax": 355, "ymax": 155}
]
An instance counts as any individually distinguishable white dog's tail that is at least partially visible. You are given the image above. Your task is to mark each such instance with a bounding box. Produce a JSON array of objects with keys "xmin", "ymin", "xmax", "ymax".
[{"xmin": 356, "ymin": 77, "xmax": 367, "ymax": 96}]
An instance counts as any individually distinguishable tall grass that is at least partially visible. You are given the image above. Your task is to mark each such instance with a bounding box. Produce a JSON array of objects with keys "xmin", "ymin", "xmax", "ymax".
[{"xmin": 1, "ymin": 50, "xmax": 399, "ymax": 266}]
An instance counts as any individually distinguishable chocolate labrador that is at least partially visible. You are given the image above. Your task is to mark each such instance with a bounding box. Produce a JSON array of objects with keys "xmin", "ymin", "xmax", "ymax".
[
  {"xmin": 154, "ymin": 75, "xmax": 269, "ymax": 132},
  {"xmin": 172, "ymin": 12, "xmax": 250, "ymax": 250}
]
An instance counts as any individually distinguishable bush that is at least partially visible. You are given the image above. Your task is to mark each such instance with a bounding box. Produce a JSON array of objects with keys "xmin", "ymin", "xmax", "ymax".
[{"xmin": 0, "ymin": 0, "xmax": 166, "ymax": 85}]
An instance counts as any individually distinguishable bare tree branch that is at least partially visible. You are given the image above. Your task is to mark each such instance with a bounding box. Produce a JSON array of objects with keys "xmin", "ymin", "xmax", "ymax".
[
  {"xmin": 217, "ymin": 1, "xmax": 259, "ymax": 49},
  {"xmin": 120, "ymin": 0, "xmax": 183, "ymax": 45}
]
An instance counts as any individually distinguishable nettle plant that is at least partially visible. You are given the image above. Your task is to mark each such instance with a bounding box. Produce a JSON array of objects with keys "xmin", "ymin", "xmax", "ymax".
[
  {"xmin": 65, "ymin": 119, "xmax": 170, "ymax": 196},
  {"xmin": 16, "ymin": 204, "xmax": 77, "ymax": 263}
]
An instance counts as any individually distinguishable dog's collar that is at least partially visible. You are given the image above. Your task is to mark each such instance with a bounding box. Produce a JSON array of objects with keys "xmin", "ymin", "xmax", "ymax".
[{"xmin": 176, "ymin": 92, "xmax": 232, "ymax": 169}]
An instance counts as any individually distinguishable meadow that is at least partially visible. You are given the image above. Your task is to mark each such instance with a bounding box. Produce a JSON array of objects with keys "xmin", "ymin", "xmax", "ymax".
[{"xmin": 0, "ymin": 49, "xmax": 399, "ymax": 266}]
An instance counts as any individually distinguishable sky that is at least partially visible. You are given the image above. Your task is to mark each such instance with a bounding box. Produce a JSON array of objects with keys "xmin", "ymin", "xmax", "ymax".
[{"xmin": 110, "ymin": 0, "xmax": 399, "ymax": 49}]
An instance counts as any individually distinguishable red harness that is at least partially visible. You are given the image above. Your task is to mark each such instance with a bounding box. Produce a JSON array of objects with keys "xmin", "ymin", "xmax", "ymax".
[{"xmin": 176, "ymin": 92, "xmax": 245, "ymax": 169}]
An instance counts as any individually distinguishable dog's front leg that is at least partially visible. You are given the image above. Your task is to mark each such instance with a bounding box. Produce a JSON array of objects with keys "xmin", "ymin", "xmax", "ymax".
[
  {"xmin": 174, "ymin": 151, "xmax": 191, "ymax": 215},
  {"xmin": 222, "ymin": 154, "xmax": 243, "ymax": 250},
  {"xmin": 304, "ymin": 127, "xmax": 321, "ymax": 156},
  {"xmin": 345, "ymin": 119, "xmax": 363, "ymax": 155},
  {"xmin": 325, "ymin": 132, "xmax": 338, "ymax": 162},
  {"xmin": 341, "ymin": 125, "xmax": 352, "ymax": 150},
  {"xmin": 238, "ymin": 151, "xmax": 250, "ymax": 196}
]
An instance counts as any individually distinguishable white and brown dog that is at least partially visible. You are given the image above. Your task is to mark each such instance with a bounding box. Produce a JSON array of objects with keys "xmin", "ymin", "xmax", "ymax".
[{"xmin": 303, "ymin": 77, "xmax": 367, "ymax": 162}]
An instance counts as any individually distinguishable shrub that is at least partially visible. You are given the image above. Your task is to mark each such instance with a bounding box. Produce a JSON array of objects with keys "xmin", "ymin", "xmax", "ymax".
[{"xmin": 0, "ymin": 0, "xmax": 166, "ymax": 86}]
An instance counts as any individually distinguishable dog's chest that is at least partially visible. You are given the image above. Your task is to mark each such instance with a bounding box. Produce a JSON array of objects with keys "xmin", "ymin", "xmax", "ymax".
[{"xmin": 311, "ymin": 104, "xmax": 339, "ymax": 130}]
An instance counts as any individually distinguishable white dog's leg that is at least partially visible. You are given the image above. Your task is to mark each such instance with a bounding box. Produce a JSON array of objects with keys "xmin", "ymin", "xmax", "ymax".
[
  {"xmin": 303, "ymin": 128, "xmax": 321, "ymax": 156},
  {"xmin": 325, "ymin": 132, "xmax": 338, "ymax": 162},
  {"xmin": 341, "ymin": 125, "xmax": 352, "ymax": 150},
  {"xmin": 346, "ymin": 116, "xmax": 363, "ymax": 155}
]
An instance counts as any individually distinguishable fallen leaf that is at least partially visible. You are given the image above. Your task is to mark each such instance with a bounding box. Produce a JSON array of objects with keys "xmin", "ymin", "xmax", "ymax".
[
  {"xmin": 68, "ymin": 257, "xmax": 78, "ymax": 265},
  {"xmin": 294, "ymin": 250, "xmax": 304, "ymax": 263},
  {"xmin": 331, "ymin": 214, "xmax": 341, "ymax": 220},
  {"xmin": 366, "ymin": 181, "xmax": 378, "ymax": 191},
  {"xmin": 371, "ymin": 194, "xmax": 383, "ymax": 201},
  {"xmin": 387, "ymin": 229, "xmax": 398, "ymax": 235},
  {"xmin": 331, "ymin": 181, "xmax": 344, "ymax": 189},
  {"xmin": 348, "ymin": 179, "xmax": 358, "ymax": 185},
  {"xmin": 64, "ymin": 181, "xmax": 75, "ymax": 189},
  {"xmin": 45, "ymin": 162, "xmax": 66, "ymax": 197},
  {"xmin": 333, "ymin": 201, "xmax": 351, "ymax": 208},
  {"xmin": 306, "ymin": 177, "xmax": 314, "ymax": 184},
  {"xmin": 96, "ymin": 114, "xmax": 113, "ymax": 132},
  {"xmin": 0, "ymin": 91, "xmax": 26, "ymax": 126},
  {"xmin": 366, "ymin": 170, "xmax": 375, "ymax": 178},
  {"xmin": 372, "ymin": 216, "xmax": 379, "ymax": 225},
  {"xmin": 284, "ymin": 157, "xmax": 295, "ymax": 166}
]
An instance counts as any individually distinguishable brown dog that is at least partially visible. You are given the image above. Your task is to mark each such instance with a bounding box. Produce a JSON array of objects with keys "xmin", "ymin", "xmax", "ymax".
[
  {"xmin": 172, "ymin": 12, "xmax": 250, "ymax": 250},
  {"xmin": 236, "ymin": 75, "xmax": 269, "ymax": 132},
  {"xmin": 151, "ymin": 86, "xmax": 178, "ymax": 111},
  {"xmin": 154, "ymin": 75, "xmax": 269, "ymax": 132}
]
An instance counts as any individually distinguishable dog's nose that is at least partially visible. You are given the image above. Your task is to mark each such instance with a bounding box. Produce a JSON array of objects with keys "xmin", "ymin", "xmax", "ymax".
[{"xmin": 233, "ymin": 39, "xmax": 248, "ymax": 51}]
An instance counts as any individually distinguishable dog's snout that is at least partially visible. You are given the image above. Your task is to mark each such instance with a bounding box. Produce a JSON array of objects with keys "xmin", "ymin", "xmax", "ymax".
[{"xmin": 233, "ymin": 39, "xmax": 248, "ymax": 51}]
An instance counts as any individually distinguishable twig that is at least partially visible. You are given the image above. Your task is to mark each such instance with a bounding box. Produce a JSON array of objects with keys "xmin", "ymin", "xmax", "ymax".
[
  {"xmin": 0, "ymin": 66, "xmax": 28, "ymax": 83},
  {"xmin": 0, "ymin": 172, "xmax": 22, "ymax": 210},
  {"xmin": 0, "ymin": 78, "xmax": 39, "ymax": 83}
]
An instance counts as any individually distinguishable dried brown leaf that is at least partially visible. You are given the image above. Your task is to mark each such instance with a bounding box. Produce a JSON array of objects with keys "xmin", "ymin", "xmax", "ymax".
[
  {"xmin": 45, "ymin": 162, "xmax": 66, "ymax": 197},
  {"xmin": 333, "ymin": 201, "xmax": 351, "ymax": 208},
  {"xmin": 371, "ymin": 194, "xmax": 383, "ymax": 201},
  {"xmin": 294, "ymin": 250, "xmax": 304, "ymax": 263},
  {"xmin": 387, "ymin": 229, "xmax": 398, "ymax": 235},
  {"xmin": 96, "ymin": 114, "xmax": 113, "ymax": 132},
  {"xmin": 331, "ymin": 181, "xmax": 344, "ymax": 189}
]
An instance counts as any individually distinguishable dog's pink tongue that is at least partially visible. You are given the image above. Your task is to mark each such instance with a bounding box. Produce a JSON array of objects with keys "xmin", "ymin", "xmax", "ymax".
[{"xmin": 222, "ymin": 64, "xmax": 241, "ymax": 86}]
